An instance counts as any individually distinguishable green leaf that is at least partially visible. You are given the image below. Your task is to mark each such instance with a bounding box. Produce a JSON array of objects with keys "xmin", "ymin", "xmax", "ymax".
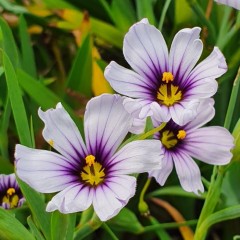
[
  {"xmin": 17, "ymin": 177, "xmax": 51, "ymax": 240},
  {"xmin": 198, "ymin": 205, "xmax": 240, "ymax": 236},
  {"xmin": 27, "ymin": 216, "xmax": 45, "ymax": 240},
  {"xmin": 136, "ymin": 0, "xmax": 156, "ymax": 25},
  {"xmin": 108, "ymin": 208, "xmax": 144, "ymax": 234},
  {"xmin": 66, "ymin": 34, "xmax": 92, "ymax": 97},
  {"xmin": 110, "ymin": 0, "xmax": 136, "ymax": 32},
  {"xmin": 148, "ymin": 186, "xmax": 206, "ymax": 199},
  {"xmin": 51, "ymin": 211, "xmax": 76, "ymax": 240},
  {"xmin": 17, "ymin": 69, "xmax": 83, "ymax": 132},
  {"xmin": 0, "ymin": 208, "xmax": 35, "ymax": 240},
  {"xmin": 1, "ymin": 50, "xmax": 32, "ymax": 147},
  {"xmin": 0, "ymin": 0, "xmax": 27, "ymax": 14},
  {"xmin": 19, "ymin": 15, "xmax": 37, "ymax": 78},
  {"xmin": 0, "ymin": 17, "xmax": 19, "ymax": 68},
  {"xmin": 232, "ymin": 118, "xmax": 240, "ymax": 161}
]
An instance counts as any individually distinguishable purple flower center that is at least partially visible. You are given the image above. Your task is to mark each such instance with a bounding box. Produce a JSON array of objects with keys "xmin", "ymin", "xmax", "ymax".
[{"xmin": 157, "ymin": 72, "xmax": 183, "ymax": 106}]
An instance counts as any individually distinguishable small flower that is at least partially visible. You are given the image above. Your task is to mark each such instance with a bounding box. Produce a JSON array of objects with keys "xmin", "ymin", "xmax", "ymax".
[
  {"xmin": 149, "ymin": 99, "xmax": 234, "ymax": 194},
  {"xmin": 215, "ymin": 0, "xmax": 240, "ymax": 10},
  {"xmin": 0, "ymin": 173, "xmax": 25, "ymax": 209},
  {"xmin": 104, "ymin": 19, "xmax": 227, "ymax": 126},
  {"xmin": 15, "ymin": 94, "xmax": 163, "ymax": 221}
]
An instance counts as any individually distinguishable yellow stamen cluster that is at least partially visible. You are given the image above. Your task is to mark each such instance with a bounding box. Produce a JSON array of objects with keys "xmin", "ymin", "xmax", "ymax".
[
  {"xmin": 161, "ymin": 129, "xmax": 186, "ymax": 149},
  {"xmin": 162, "ymin": 72, "xmax": 174, "ymax": 83},
  {"xmin": 81, "ymin": 155, "xmax": 105, "ymax": 186},
  {"xmin": 2, "ymin": 188, "xmax": 19, "ymax": 209},
  {"xmin": 157, "ymin": 72, "xmax": 182, "ymax": 106}
]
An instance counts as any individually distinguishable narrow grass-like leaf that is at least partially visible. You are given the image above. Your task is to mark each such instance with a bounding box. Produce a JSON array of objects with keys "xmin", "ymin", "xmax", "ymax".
[
  {"xmin": 17, "ymin": 69, "xmax": 83, "ymax": 132},
  {"xmin": 27, "ymin": 216, "xmax": 45, "ymax": 240},
  {"xmin": 136, "ymin": 0, "xmax": 156, "ymax": 25},
  {"xmin": 17, "ymin": 177, "xmax": 51, "ymax": 240},
  {"xmin": 2, "ymin": 50, "xmax": 32, "ymax": 147},
  {"xmin": 51, "ymin": 211, "xmax": 76, "ymax": 240},
  {"xmin": 66, "ymin": 34, "xmax": 92, "ymax": 97},
  {"xmin": 19, "ymin": 15, "xmax": 37, "ymax": 78},
  {"xmin": 0, "ymin": 17, "xmax": 19, "ymax": 67},
  {"xmin": 0, "ymin": 208, "xmax": 35, "ymax": 240}
]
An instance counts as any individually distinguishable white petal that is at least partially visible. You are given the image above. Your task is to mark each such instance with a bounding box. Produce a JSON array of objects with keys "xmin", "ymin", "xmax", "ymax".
[
  {"xmin": 150, "ymin": 102, "xmax": 171, "ymax": 123},
  {"xmin": 108, "ymin": 140, "xmax": 163, "ymax": 174},
  {"xmin": 215, "ymin": 0, "xmax": 240, "ymax": 10},
  {"xmin": 38, "ymin": 103, "xmax": 87, "ymax": 161},
  {"xmin": 93, "ymin": 185, "xmax": 125, "ymax": 221},
  {"xmin": 169, "ymin": 27, "xmax": 203, "ymax": 83},
  {"xmin": 183, "ymin": 126, "xmax": 234, "ymax": 165},
  {"xmin": 104, "ymin": 61, "xmax": 154, "ymax": 99},
  {"xmin": 84, "ymin": 94, "xmax": 133, "ymax": 161},
  {"xmin": 173, "ymin": 151, "xmax": 204, "ymax": 194},
  {"xmin": 46, "ymin": 183, "xmax": 93, "ymax": 213},
  {"xmin": 185, "ymin": 98, "xmax": 215, "ymax": 130},
  {"xmin": 185, "ymin": 47, "xmax": 227, "ymax": 98},
  {"xmin": 106, "ymin": 175, "xmax": 136, "ymax": 202},
  {"xmin": 149, "ymin": 150, "xmax": 173, "ymax": 185},
  {"xmin": 123, "ymin": 20, "xmax": 168, "ymax": 86},
  {"xmin": 15, "ymin": 145, "xmax": 77, "ymax": 193},
  {"xmin": 129, "ymin": 118, "xmax": 146, "ymax": 134},
  {"xmin": 170, "ymin": 99, "xmax": 200, "ymax": 126}
]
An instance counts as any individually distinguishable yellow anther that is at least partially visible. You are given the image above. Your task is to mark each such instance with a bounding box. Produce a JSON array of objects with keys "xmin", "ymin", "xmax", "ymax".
[
  {"xmin": 161, "ymin": 130, "xmax": 178, "ymax": 149},
  {"xmin": 48, "ymin": 139, "xmax": 54, "ymax": 147},
  {"xmin": 85, "ymin": 155, "xmax": 95, "ymax": 166},
  {"xmin": 7, "ymin": 188, "xmax": 15, "ymax": 196},
  {"xmin": 162, "ymin": 72, "xmax": 174, "ymax": 83},
  {"xmin": 177, "ymin": 130, "xmax": 187, "ymax": 140}
]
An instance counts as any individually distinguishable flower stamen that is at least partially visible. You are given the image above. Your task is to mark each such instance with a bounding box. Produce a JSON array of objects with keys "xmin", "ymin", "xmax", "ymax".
[
  {"xmin": 2, "ymin": 188, "xmax": 19, "ymax": 208},
  {"xmin": 177, "ymin": 130, "xmax": 186, "ymax": 139},
  {"xmin": 81, "ymin": 155, "xmax": 105, "ymax": 186},
  {"xmin": 162, "ymin": 72, "xmax": 174, "ymax": 83}
]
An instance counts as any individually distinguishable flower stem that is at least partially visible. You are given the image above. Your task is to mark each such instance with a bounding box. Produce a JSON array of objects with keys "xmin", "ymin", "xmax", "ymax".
[
  {"xmin": 194, "ymin": 69, "xmax": 240, "ymax": 239},
  {"xmin": 138, "ymin": 178, "xmax": 152, "ymax": 215},
  {"xmin": 158, "ymin": 0, "xmax": 172, "ymax": 31},
  {"xmin": 138, "ymin": 122, "xmax": 166, "ymax": 140},
  {"xmin": 102, "ymin": 223, "xmax": 119, "ymax": 240}
]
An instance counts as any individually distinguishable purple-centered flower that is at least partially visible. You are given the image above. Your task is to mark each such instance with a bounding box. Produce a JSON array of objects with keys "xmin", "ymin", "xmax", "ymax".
[
  {"xmin": 104, "ymin": 19, "xmax": 227, "ymax": 126},
  {"xmin": 15, "ymin": 94, "xmax": 163, "ymax": 221},
  {"xmin": 215, "ymin": 0, "xmax": 240, "ymax": 10},
  {"xmin": 0, "ymin": 173, "xmax": 25, "ymax": 209},
  {"xmin": 149, "ymin": 99, "xmax": 234, "ymax": 194}
]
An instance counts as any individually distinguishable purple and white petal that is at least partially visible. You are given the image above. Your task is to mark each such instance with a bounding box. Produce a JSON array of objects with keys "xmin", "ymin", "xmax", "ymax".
[
  {"xmin": 15, "ymin": 145, "xmax": 77, "ymax": 193},
  {"xmin": 183, "ymin": 126, "xmax": 234, "ymax": 165},
  {"xmin": 38, "ymin": 103, "xmax": 87, "ymax": 161},
  {"xmin": 108, "ymin": 140, "xmax": 163, "ymax": 174},
  {"xmin": 149, "ymin": 150, "xmax": 174, "ymax": 185},
  {"xmin": 46, "ymin": 183, "xmax": 93, "ymax": 213},
  {"xmin": 93, "ymin": 183, "xmax": 130, "ymax": 221},
  {"xmin": 185, "ymin": 98, "xmax": 215, "ymax": 130},
  {"xmin": 129, "ymin": 118, "xmax": 146, "ymax": 134},
  {"xmin": 173, "ymin": 151, "xmax": 204, "ymax": 194},
  {"xmin": 169, "ymin": 27, "xmax": 202, "ymax": 83},
  {"xmin": 170, "ymin": 99, "xmax": 200, "ymax": 126},
  {"xmin": 215, "ymin": 0, "xmax": 240, "ymax": 10},
  {"xmin": 84, "ymin": 94, "xmax": 133, "ymax": 161},
  {"xmin": 123, "ymin": 19, "xmax": 168, "ymax": 87},
  {"xmin": 185, "ymin": 47, "xmax": 227, "ymax": 97},
  {"xmin": 104, "ymin": 62, "xmax": 154, "ymax": 99}
]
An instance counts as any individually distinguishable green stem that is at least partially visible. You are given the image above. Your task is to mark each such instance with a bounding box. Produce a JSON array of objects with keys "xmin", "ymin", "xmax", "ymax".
[
  {"xmin": 138, "ymin": 122, "xmax": 166, "ymax": 140},
  {"xmin": 102, "ymin": 223, "xmax": 119, "ymax": 240},
  {"xmin": 224, "ymin": 66, "xmax": 240, "ymax": 130},
  {"xmin": 138, "ymin": 178, "xmax": 152, "ymax": 214},
  {"xmin": 143, "ymin": 219, "xmax": 198, "ymax": 233},
  {"xmin": 158, "ymin": 0, "xmax": 172, "ymax": 31},
  {"xmin": 194, "ymin": 68, "xmax": 240, "ymax": 239}
]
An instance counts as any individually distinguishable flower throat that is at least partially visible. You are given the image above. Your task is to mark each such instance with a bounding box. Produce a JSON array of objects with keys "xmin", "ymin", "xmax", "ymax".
[{"xmin": 157, "ymin": 72, "xmax": 182, "ymax": 106}]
